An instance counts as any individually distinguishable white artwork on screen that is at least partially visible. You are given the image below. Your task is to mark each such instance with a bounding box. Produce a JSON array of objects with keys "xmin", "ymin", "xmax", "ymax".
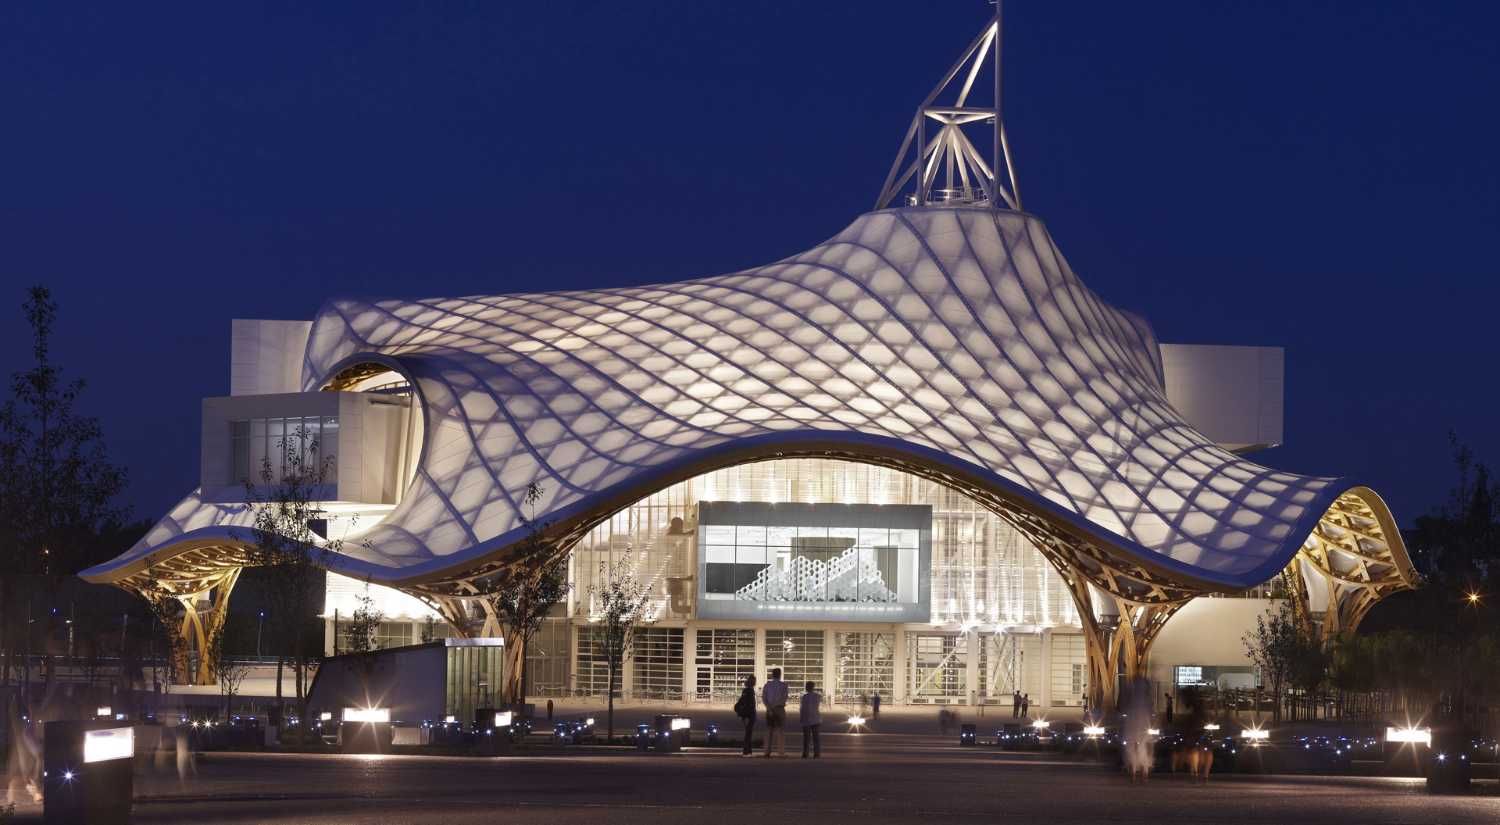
[{"xmin": 736, "ymin": 545, "xmax": 898, "ymax": 604}]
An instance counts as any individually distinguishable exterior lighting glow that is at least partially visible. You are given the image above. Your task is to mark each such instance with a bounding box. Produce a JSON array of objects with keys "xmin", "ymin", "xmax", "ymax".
[
  {"xmin": 444, "ymin": 715, "xmax": 456, "ymax": 724},
  {"xmin": 495, "ymin": 711, "xmax": 514, "ymax": 728},
  {"xmin": 1241, "ymin": 728, "xmax": 1269, "ymax": 741},
  {"xmin": 670, "ymin": 717, "xmax": 691, "ymax": 731},
  {"xmin": 848, "ymin": 715, "xmax": 866, "ymax": 727},
  {"xmin": 586, "ymin": 718, "xmax": 596, "ymax": 726},
  {"xmin": 1386, "ymin": 727, "xmax": 1431, "ymax": 746},
  {"xmin": 319, "ymin": 712, "xmax": 333, "ymax": 721},
  {"xmin": 1203, "ymin": 723, "xmax": 1221, "ymax": 731},
  {"xmin": 83, "ymin": 727, "xmax": 134, "ymax": 763},
  {"xmin": 96, "ymin": 706, "xmax": 112, "ymax": 717},
  {"xmin": 1083, "ymin": 725, "xmax": 1105, "ymax": 736},
  {"xmin": 343, "ymin": 708, "xmax": 390, "ymax": 724},
  {"xmin": 1031, "ymin": 719, "xmax": 1050, "ymax": 729},
  {"xmin": 62, "ymin": 771, "xmax": 75, "ymax": 782}
]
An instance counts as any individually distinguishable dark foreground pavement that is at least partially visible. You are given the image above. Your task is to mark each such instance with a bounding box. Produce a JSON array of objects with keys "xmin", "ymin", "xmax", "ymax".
[{"xmin": 12, "ymin": 732, "xmax": 1500, "ymax": 823}]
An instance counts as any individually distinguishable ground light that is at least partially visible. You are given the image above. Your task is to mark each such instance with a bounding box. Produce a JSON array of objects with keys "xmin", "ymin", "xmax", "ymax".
[
  {"xmin": 847, "ymin": 714, "xmax": 867, "ymax": 732},
  {"xmin": 1386, "ymin": 726, "xmax": 1432, "ymax": 746},
  {"xmin": 343, "ymin": 708, "xmax": 390, "ymax": 724}
]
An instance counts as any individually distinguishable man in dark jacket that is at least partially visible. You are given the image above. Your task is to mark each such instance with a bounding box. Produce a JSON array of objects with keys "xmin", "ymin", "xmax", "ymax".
[{"xmin": 735, "ymin": 675, "xmax": 758, "ymax": 756}]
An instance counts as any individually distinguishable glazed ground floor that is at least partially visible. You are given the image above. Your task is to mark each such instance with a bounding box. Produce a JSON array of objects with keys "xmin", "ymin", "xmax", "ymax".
[{"xmin": 322, "ymin": 596, "xmax": 1270, "ymax": 710}]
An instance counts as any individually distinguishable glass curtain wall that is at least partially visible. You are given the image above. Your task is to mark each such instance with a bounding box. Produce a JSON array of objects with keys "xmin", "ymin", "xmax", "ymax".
[
  {"xmin": 572, "ymin": 458, "xmax": 1079, "ymax": 627},
  {"xmin": 765, "ymin": 629, "xmax": 825, "ymax": 696},
  {"xmin": 694, "ymin": 629, "xmax": 755, "ymax": 700}
]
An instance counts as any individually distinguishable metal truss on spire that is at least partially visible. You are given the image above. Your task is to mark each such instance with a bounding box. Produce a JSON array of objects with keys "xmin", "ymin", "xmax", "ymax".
[{"xmin": 876, "ymin": 5, "xmax": 1022, "ymax": 211}]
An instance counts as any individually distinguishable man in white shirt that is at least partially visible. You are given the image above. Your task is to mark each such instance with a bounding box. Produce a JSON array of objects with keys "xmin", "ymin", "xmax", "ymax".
[
  {"xmin": 799, "ymin": 681, "xmax": 823, "ymax": 758},
  {"xmin": 761, "ymin": 668, "xmax": 789, "ymax": 757}
]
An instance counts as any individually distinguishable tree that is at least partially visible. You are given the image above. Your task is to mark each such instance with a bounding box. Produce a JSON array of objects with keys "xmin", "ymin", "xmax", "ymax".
[
  {"xmin": 590, "ymin": 557, "xmax": 650, "ymax": 742},
  {"xmin": 141, "ymin": 577, "xmax": 190, "ymax": 691},
  {"xmin": 0, "ymin": 286, "xmax": 126, "ymax": 689},
  {"xmin": 490, "ymin": 482, "xmax": 569, "ymax": 709},
  {"xmin": 1244, "ymin": 596, "xmax": 1302, "ymax": 723},
  {"xmin": 237, "ymin": 425, "xmax": 348, "ymax": 737},
  {"xmin": 343, "ymin": 589, "xmax": 384, "ymax": 654},
  {"xmin": 209, "ymin": 622, "xmax": 250, "ymax": 721}
]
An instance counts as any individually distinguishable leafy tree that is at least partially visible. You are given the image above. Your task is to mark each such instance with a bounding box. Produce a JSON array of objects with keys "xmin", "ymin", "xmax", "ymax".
[
  {"xmin": 1405, "ymin": 434, "xmax": 1499, "ymax": 591},
  {"xmin": 590, "ymin": 557, "xmax": 650, "ymax": 742},
  {"xmin": 209, "ymin": 622, "xmax": 250, "ymax": 721},
  {"xmin": 1243, "ymin": 597, "xmax": 1302, "ymax": 723},
  {"xmin": 342, "ymin": 589, "xmax": 384, "ymax": 654},
  {"xmin": 237, "ymin": 426, "xmax": 345, "ymax": 736},
  {"xmin": 490, "ymin": 482, "xmax": 569, "ymax": 709},
  {"xmin": 0, "ymin": 286, "xmax": 126, "ymax": 687}
]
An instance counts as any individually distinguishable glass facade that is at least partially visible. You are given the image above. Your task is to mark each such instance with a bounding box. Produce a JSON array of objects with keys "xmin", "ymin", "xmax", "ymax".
[
  {"xmin": 764, "ymin": 629, "xmax": 825, "ymax": 695},
  {"xmin": 231, "ymin": 415, "xmax": 339, "ymax": 485},
  {"xmin": 632, "ymin": 628, "xmax": 685, "ymax": 700},
  {"xmin": 698, "ymin": 502, "xmax": 928, "ymax": 622},
  {"xmin": 834, "ymin": 632, "xmax": 895, "ymax": 704},
  {"xmin": 572, "ymin": 458, "xmax": 1079, "ymax": 627},
  {"xmin": 694, "ymin": 629, "xmax": 756, "ymax": 700}
]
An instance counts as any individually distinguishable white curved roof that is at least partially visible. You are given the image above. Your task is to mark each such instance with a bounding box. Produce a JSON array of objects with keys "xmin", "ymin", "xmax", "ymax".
[{"xmin": 84, "ymin": 206, "xmax": 1397, "ymax": 593}]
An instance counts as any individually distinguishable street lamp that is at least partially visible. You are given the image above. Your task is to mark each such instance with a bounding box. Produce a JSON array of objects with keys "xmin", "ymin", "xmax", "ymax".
[{"xmin": 257, "ymin": 611, "xmax": 265, "ymax": 658}]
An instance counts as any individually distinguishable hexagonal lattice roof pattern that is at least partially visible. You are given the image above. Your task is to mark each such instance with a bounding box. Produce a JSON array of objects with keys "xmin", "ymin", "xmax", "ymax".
[{"xmin": 83, "ymin": 205, "xmax": 1399, "ymax": 594}]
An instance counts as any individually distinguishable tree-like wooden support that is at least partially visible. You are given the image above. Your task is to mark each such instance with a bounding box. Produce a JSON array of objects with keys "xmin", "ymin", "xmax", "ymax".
[
  {"xmin": 1288, "ymin": 488, "xmax": 1416, "ymax": 643},
  {"xmin": 134, "ymin": 566, "xmax": 241, "ymax": 686}
]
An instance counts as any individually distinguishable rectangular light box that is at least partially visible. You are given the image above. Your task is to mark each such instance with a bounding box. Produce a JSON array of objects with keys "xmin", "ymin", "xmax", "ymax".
[{"xmin": 84, "ymin": 727, "xmax": 135, "ymax": 763}]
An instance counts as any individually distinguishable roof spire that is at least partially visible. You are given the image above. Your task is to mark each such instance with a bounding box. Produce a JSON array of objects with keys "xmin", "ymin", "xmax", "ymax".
[{"xmin": 875, "ymin": 2, "xmax": 1021, "ymax": 211}]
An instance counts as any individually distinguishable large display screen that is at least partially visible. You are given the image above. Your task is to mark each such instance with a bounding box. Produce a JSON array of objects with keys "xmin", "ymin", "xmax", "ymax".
[{"xmin": 696, "ymin": 501, "xmax": 931, "ymax": 623}]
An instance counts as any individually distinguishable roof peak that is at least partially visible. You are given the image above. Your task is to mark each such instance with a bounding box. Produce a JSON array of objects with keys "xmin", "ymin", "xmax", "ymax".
[{"xmin": 875, "ymin": 4, "xmax": 1022, "ymax": 212}]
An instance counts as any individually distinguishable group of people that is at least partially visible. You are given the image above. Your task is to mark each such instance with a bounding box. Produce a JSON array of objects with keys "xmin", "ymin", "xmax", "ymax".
[
  {"xmin": 1010, "ymin": 690, "xmax": 1031, "ymax": 718},
  {"xmin": 734, "ymin": 668, "xmax": 825, "ymax": 758}
]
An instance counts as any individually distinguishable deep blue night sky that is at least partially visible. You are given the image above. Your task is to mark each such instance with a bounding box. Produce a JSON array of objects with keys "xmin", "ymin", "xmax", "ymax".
[{"xmin": 1, "ymin": 1, "xmax": 1495, "ymax": 529}]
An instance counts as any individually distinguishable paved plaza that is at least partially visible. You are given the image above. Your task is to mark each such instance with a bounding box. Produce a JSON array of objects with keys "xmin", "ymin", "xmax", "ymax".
[{"xmin": 10, "ymin": 728, "xmax": 1499, "ymax": 824}]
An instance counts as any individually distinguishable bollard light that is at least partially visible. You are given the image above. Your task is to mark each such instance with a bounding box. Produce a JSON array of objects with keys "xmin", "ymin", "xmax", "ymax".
[{"xmin": 1386, "ymin": 727, "xmax": 1431, "ymax": 746}]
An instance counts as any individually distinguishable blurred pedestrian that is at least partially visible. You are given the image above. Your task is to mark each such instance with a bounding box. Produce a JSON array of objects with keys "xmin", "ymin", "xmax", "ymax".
[
  {"xmin": 1011, "ymin": 690, "xmax": 1021, "ymax": 719},
  {"xmin": 871, "ymin": 692, "xmax": 881, "ymax": 719},
  {"xmin": 547, "ymin": 699, "xmax": 554, "ymax": 721},
  {"xmin": 1021, "ymin": 693, "xmax": 1030, "ymax": 718},
  {"xmin": 1163, "ymin": 693, "xmax": 1174, "ymax": 725},
  {"xmin": 799, "ymin": 681, "xmax": 822, "ymax": 758},
  {"xmin": 735, "ymin": 675, "xmax": 758, "ymax": 757}
]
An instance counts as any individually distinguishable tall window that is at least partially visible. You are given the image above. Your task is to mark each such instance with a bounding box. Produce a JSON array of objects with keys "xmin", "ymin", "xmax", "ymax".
[
  {"xmin": 231, "ymin": 416, "xmax": 339, "ymax": 485},
  {"xmin": 765, "ymin": 630, "xmax": 824, "ymax": 696}
]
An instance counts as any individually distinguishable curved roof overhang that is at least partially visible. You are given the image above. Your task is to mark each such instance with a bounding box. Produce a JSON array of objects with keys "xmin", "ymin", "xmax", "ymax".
[{"xmin": 84, "ymin": 429, "xmax": 1416, "ymax": 611}]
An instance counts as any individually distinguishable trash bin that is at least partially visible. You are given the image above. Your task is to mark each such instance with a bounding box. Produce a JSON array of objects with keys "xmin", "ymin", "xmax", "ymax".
[
  {"xmin": 43, "ymin": 719, "xmax": 134, "ymax": 825},
  {"xmin": 960, "ymin": 723, "xmax": 977, "ymax": 746}
]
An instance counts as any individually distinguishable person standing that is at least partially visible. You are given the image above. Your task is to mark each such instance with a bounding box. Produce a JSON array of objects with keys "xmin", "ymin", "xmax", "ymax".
[
  {"xmin": 762, "ymin": 668, "xmax": 788, "ymax": 758},
  {"xmin": 546, "ymin": 699, "xmax": 554, "ymax": 721},
  {"xmin": 799, "ymin": 681, "xmax": 823, "ymax": 758},
  {"xmin": 1021, "ymin": 693, "xmax": 1030, "ymax": 718},
  {"xmin": 871, "ymin": 692, "xmax": 881, "ymax": 719},
  {"xmin": 1164, "ymin": 692, "xmax": 1175, "ymax": 725},
  {"xmin": 734, "ymin": 675, "xmax": 758, "ymax": 757},
  {"xmin": 1011, "ymin": 690, "xmax": 1021, "ymax": 719}
]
